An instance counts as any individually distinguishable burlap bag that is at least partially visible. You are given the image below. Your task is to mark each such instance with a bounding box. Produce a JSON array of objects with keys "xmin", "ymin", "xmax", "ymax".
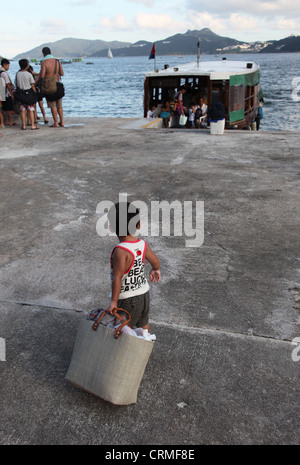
[{"xmin": 65, "ymin": 309, "xmax": 154, "ymax": 405}]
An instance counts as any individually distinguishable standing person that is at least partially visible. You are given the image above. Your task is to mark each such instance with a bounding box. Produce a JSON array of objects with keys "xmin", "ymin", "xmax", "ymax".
[
  {"xmin": 15, "ymin": 59, "xmax": 39, "ymax": 130},
  {"xmin": 40, "ymin": 47, "xmax": 64, "ymax": 128},
  {"xmin": 0, "ymin": 59, "xmax": 16, "ymax": 126},
  {"xmin": 28, "ymin": 65, "xmax": 48, "ymax": 124},
  {"xmin": 0, "ymin": 71, "xmax": 5, "ymax": 134},
  {"xmin": 172, "ymin": 86, "xmax": 187, "ymax": 127},
  {"xmin": 107, "ymin": 202, "xmax": 161, "ymax": 332},
  {"xmin": 177, "ymin": 86, "xmax": 187, "ymax": 116}
]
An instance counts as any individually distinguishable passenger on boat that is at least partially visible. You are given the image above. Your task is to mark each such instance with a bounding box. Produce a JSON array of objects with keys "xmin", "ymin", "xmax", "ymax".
[
  {"xmin": 171, "ymin": 86, "xmax": 187, "ymax": 127},
  {"xmin": 177, "ymin": 86, "xmax": 187, "ymax": 116},
  {"xmin": 160, "ymin": 101, "xmax": 171, "ymax": 128},
  {"xmin": 188, "ymin": 104, "xmax": 196, "ymax": 128},
  {"xmin": 147, "ymin": 104, "xmax": 156, "ymax": 118},
  {"xmin": 195, "ymin": 97, "xmax": 208, "ymax": 128}
]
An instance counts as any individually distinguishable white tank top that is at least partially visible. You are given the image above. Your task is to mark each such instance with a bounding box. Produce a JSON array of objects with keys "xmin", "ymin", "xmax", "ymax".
[{"xmin": 110, "ymin": 239, "xmax": 149, "ymax": 299}]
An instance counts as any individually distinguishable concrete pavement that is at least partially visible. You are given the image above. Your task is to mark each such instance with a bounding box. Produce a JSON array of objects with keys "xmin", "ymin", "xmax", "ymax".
[{"xmin": 0, "ymin": 118, "xmax": 299, "ymax": 444}]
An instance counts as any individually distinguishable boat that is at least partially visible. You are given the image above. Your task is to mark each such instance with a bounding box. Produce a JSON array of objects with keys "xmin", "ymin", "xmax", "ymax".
[
  {"xmin": 144, "ymin": 58, "xmax": 263, "ymax": 129},
  {"xmin": 108, "ymin": 48, "xmax": 113, "ymax": 59}
]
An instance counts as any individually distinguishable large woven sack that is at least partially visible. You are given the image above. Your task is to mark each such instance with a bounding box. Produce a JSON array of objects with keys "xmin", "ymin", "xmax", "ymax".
[{"xmin": 65, "ymin": 309, "xmax": 154, "ymax": 405}]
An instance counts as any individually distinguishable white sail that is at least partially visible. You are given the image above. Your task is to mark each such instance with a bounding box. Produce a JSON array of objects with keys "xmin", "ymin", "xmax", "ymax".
[{"xmin": 108, "ymin": 48, "xmax": 113, "ymax": 59}]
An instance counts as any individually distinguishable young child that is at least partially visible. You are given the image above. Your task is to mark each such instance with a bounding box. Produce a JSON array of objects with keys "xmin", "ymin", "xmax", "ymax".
[
  {"xmin": 147, "ymin": 104, "xmax": 156, "ymax": 119},
  {"xmin": 106, "ymin": 202, "xmax": 160, "ymax": 331},
  {"xmin": 188, "ymin": 104, "xmax": 195, "ymax": 128}
]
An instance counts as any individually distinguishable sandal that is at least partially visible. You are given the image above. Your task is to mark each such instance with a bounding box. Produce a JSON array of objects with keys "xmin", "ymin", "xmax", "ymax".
[{"xmin": 31, "ymin": 127, "xmax": 39, "ymax": 130}]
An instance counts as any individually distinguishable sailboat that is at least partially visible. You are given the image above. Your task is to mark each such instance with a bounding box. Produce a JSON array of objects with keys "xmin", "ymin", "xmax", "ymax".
[{"xmin": 108, "ymin": 48, "xmax": 113, "ymax": 59}]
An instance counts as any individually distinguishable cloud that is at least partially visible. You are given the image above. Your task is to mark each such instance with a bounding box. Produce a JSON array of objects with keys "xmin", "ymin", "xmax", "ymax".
[
  {"xmin": 187, "ymin": 0, "xmax": 300, "ymax": 18},
  {"xmin": 127, "ymin": 0, "xmax": 155, "ymax": 6},
  {"xmin": 188, "ymin": 11, "xmax": 259, "ymax": 35},
  {"xmin": 135, "ymin": 12, "xmax": 186, "ymax": 31},
  {"xmin": 227, "ymin": 13, "xmax": 259, "ymax": 32},
  {"xmin": 99, "ymin": 14, "xmax": 132, "ymax": 31},
  {"xmin": 98, "ymin": 12, "xmax": 187, "ymax": 36},
  {"xmin": 70, "ymin": 0, "xmax": 95, "ymax": 5},
  {"xmin": 187, "ymin": 12, "xmax": 226, "ymax": 33},
  {"xmin": 273, "ymin": 18, "xmax": 298, "ymax": 30},
  {"xmin": 39, "ymin": 18, "xmax": 68, "ymax": 35}
]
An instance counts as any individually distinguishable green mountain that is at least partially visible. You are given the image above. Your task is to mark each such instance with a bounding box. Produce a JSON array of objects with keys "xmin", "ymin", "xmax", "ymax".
[
  {"xmin": 13, "ymin": 37, "xmax": 131, "ymax": 60},
  {"xmin": 261, "ymin": 35, "xmax": 300, "ymax": 53},
  {"xmin": 9, "ymin": 30, "xmax": 300, "ymax": 60},
  {"xmin": 91, "ymin": 28, "xmax": 244, "ymax": 57}
]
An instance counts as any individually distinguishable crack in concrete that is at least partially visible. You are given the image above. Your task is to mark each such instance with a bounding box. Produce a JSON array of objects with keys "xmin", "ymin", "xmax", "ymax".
[{"xmin": 0, "ymin": 298, "xmax": 295, "ymax": 345}]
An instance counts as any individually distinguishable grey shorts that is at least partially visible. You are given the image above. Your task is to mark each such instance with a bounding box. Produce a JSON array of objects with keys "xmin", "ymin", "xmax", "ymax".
[{"xmin": 117, "ymin": 291, "xmax": 150, "ymax": 328}]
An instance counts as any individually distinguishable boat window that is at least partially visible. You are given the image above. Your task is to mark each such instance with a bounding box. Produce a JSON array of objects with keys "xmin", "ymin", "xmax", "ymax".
[{"xmin": 230, "ymin": 85, "xmax": 245, "ymax": 112}]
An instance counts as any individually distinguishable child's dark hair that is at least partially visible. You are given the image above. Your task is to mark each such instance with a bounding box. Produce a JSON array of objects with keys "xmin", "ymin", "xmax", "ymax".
[
  {"xmin": 1, "ymin": 58, "xmax": 10, "ymax": 66},
  {"xmin": 19, "ymin": 59, "xmax": 29, "ymax": 70},
  {"xmin": 108, "ymin": 202, "xmax": 140, "ymax": 236}
]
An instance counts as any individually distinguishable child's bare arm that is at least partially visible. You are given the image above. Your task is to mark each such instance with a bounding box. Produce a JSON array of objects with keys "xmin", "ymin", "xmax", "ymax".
[
  {"xmin": 145, "ymin": 244, "xmax": 161, "ymax": 282},
  {"xmin": 107, "ymin": 248, "xmax": 131, "ymax": 313}
]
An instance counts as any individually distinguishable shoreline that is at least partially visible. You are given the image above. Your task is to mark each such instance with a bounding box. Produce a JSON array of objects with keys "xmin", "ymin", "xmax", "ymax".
[{"xmin": 1, "ymin": 115, "xmax": 300, "ymax": 135}]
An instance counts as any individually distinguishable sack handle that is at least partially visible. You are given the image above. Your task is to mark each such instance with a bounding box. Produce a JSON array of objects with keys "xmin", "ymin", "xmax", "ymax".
[{"xmin": 92, "ymin": 308, "xmax": 131, "ymax": 339}]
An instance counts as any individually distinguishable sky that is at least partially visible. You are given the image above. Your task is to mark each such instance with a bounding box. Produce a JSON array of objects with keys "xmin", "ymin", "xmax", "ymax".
[{"xmin": 1, "ymin": 0, "xmax": 300, "ymax": 57}]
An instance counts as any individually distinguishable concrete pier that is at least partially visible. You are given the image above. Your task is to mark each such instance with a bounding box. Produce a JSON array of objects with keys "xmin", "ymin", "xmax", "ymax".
[{"xmin": 0, "ymin": 118, "xmax": 300, "ymax": 445}]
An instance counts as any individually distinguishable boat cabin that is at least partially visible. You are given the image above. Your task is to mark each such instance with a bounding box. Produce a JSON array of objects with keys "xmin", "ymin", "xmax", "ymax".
[{"xmin": 144, "ymin": 59, "xmax": 262, "ymax": 128}]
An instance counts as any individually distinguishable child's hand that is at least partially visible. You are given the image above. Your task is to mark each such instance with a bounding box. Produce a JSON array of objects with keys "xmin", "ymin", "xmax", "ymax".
[
  {"xmin": 150, "ymin": 269, "xmax": 161, "ymax": 282},
  {"xmin": 106, "ymin": 302, "xmax": 118, "ymax": 314}
]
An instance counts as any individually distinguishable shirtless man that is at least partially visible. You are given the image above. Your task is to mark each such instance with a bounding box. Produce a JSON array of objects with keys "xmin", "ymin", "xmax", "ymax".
[{"xmin": 40, "ymin": 47, "xmax": 64, "ymax": 128}]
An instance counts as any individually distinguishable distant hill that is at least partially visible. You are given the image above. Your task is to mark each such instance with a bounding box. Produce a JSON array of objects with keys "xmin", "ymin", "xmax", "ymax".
[
  {"xmin": 92, "ymin": 28, "xmax": 244, "ymax": 57},
  {"xmin": 13, "ymin": 37, "xmax": 131, "ymax": 60},
  {"xmin": 9, "ymin": 30, "xmax": 300, "ymax": 60},
  {"xmin": 261, "ymin": 35, "xmax": 300, "ymax": 53}
]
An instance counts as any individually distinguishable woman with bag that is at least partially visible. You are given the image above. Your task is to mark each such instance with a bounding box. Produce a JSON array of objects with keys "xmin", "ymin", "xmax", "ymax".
[
  {"xmin": 175, "ymin": 86, "xmax": 187, "ymax": 127},
  {"xmin": 15, "ymin": 59, "xmax": 39, "ymax": 130}
]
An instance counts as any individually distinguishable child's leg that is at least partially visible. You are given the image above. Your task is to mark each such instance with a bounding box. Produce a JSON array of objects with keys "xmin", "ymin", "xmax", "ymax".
[
  {"xmin": 38, "ymin": 100, "xmax": 47, "ymax": 122},
  {"xmin": 28, "ymin": 108, "xmax": 36, "ymax": 129},
  {"xmin": 20, "ymin": 107, "xmax": 26, "ymax": 129},
  {"xmin": 0, "ymin": 102, "xmax": 4, "ymax": 127}
]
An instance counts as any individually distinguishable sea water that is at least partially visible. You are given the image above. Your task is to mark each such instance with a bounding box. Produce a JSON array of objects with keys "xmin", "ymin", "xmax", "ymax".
[{"xmin": 7, "ymin": 53, "xmax": 300, "ymax": 131}]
